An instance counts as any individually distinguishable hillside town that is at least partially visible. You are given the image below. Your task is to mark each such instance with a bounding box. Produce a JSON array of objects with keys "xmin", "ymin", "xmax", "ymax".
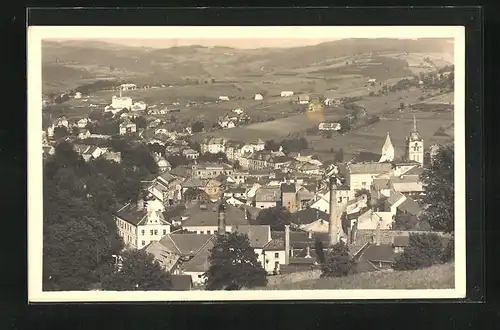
[{"xmin": 41, "ymin": 39, "xmax": 455, "ymax": 292}]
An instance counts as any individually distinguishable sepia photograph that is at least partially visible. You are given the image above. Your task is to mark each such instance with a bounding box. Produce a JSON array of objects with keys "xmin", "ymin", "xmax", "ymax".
[{"xmin": 28, "ymin": 26, "xmax": 465, "ymax": 302}]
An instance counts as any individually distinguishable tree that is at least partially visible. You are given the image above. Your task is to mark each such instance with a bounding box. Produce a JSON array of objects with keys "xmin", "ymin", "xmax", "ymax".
[
  {"xmin": 256, "ymin": 207, "xmax": 292, "ymax": 231},
  {"xmin": 321, "ymin": 241, "xmax": 354, "ymax": 277},
  {"xmin": 355, "ymin": 188, "xmax": 371, "ymax": 205},
  {"xmin": 314, "ymin": 238, "xmax": 326, "ymax": 264},
  {"xmin": 392, "ymin": 212, "xmax": 418, "ymax": 231},
  {"xmin": 264, "ymin": 140, "xmax": 280, "ymax": 152},
  {"xmin": 88, "ymin": 109, "xmax": 103, "ymax": 121},
  {"xmin": 191, "ymin": 121, "xmax": 205, "ymax": 133},
  {"xmin": 100, "ymin": 249, "xmax": 172, "ymax": 291},
  {"xmin": 419, "ymin": 144, "xmax": 454, "ymax": 233},
  {"xmin": 392, "ymin": 233, "xmax": 444, "ymax": 271},
  {"xmin": 53, "ymin": 126, "xmax": 70, "ymax": 140},
  {"xmin": 204, "ymin": 232, "xmax": 268, "ymax": 290},
  {"xmin": 132, "ymin": 116, "xmax": 148, "ymax": 129},
  {"xmin": 369, "ymin": 91, "xmax": 375, "ymax": 96},
  {"xmin": 441, "ymin": 236, "xmax": 454, "ymax": 263},
  {"xmin": 233, "ymin": 160, "xmax": 241, "ymax": 170}
]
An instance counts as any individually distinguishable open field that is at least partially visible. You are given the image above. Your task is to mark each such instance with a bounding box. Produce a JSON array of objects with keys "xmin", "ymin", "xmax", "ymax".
[
  {"xmin": 310, "ymin": 110, "xmax": 453, "ymax": 159},
  {"xmin": 423, "ymin": 92, "xmax": 454, "ymax": 105},
  {"xmin": 260, "ymin": 262, "xmax": 454, "ymax": 290}
]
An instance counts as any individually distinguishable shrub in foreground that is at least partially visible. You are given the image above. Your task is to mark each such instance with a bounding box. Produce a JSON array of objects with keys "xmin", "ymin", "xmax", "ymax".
[
  {"xmin": 393, "ymin": 233, "xmax": 444, "ymax": 271},
  {"xmin": 321, "ymin": 241, "xmax": 354, "ymax": 278}
]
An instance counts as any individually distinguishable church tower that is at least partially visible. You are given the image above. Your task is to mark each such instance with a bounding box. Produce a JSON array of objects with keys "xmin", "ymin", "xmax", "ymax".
[
  {"xmin": 405, "ymin": 116, "xmax": 424, "ymax": 165},
  {"xmin": 379, "ymin": 132, "xmax": 395, "ymax": 162}
]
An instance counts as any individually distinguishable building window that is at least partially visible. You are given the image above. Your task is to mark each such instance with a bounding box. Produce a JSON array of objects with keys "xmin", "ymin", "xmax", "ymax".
[
  {"xmin": 154, "ymin": 230, "xmax": 158, "ymax": 235},
  {"xmin": 200, "ymin": 231, "xmax": 204, "ymax": 234},
  {"xmin": 142, "ymin": 241, "xmax": 145, "ymax": 246},
  {"xmin": 150, "ymin": 230, "xmax": 154, "ymax": 235},
  {"xmin": 362, "ymin": 181, "xmax": 367, "ymax": 186},
  {"xmin": 163, "ymin": 229, "xmax": 167, "ymax": 235},
  {"xmin": 141, "ymin": 230, "xmax": 145, "ymax": 235},
  {"xmin": 274, "ymin": 252, "xmax": 279, "ymax": 258},
  {"xmin": 198, "ymin": 274, "xmax": 202, "ymax": 278}
]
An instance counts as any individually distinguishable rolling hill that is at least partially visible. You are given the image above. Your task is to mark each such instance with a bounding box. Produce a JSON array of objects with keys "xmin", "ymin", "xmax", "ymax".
[{"xmin": 41, "ymin": 38, "xmax": 453, "ymax": 93}]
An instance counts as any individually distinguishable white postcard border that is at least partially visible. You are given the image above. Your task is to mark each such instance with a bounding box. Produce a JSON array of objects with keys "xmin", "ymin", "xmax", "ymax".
[{"xmin": 28, "ymin": 26, "xmax": 466, "ymax": 302}]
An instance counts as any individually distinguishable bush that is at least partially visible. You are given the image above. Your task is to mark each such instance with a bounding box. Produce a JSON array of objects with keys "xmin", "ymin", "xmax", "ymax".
[
  {"xmin": 393, "ymin": 233, "xmax": 444, "ymax": 271},
  {"xmin": 441, "ymin": 237, "xmax": 454, "ymax": 263},
  {"xmin": 321, "ymin": 242, "xmax": 354, "ymax": 277}
]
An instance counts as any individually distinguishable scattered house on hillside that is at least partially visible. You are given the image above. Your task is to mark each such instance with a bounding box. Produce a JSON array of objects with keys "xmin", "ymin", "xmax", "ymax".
[
  {"xmin": 74, "ymin": 92, "xmax": 82, "ymax": 99},
  {"xmin": 182, "ymin": 148, "xmax": 199, "ymax": 160},
  {"xmin": 254, "ymin": 93, "xmax": 263, "ymax": 101},
  {"xmin": 78, "ymin": 128, "xmax": 91, "ymax": 140},
  {"xmin": 154, "ymin": 154, "xmax": 172, "ymax": 173},
  {"xmin": 181, "ymin": 202, "xmax": 249, "ymax": 234},
  {"xmin": 73, "ymin": 144, "xmax": 105, "ymax": 162},
  {"xmin": 200, "ymin": 137, "xmax": 227, "ymax": 154},
  {"xmin": 218, "ymin": 96, "xmax": 229, "ymax": 101},
  {"xmin": 132, "ymin": 101, "xmax": 147, "ymax": 111},
  {"xmin": 115, "ymin": 198, "xmax": 171, "ymax": 250},
  {"xmin": 296, "ymin": 94, "xmax": 310, "ymax": 105},
  {"xmin": 318, "ymin": 122, "xmax": 341, "ymax": 131},
  {"xmin": 110, "ymin": 95, "xmax": 133, "ymax": 112},
  {"xmin": 280, "ymin": 91, "xmax": 294, "ymax": 97},
  {"xmin": 77, "ymin": 118, "xmax": 89, "ymax": 128},
  {"xmin": 120, "ymin": 83, "xmax": 137, "ymax": 91},
  {"xmin": 255, "ymin": 186, "xmax": 281, "ymax": 209},
  {"xmin": 101, "ymin": 151, "xmax": 122, "ymax": 163},
  {"xmin": 119, "ymin": 120, "xmax": 137, "ymax": 135},
  {"xmin": 232, "ymin": 108, "xmax": 244, "ymax": 115}
]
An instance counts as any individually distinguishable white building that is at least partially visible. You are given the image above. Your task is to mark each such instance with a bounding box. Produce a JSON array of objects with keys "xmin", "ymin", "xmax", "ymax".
[
  {"xmin": 405, "ymin": 116, "xmax": 424, "ymax": 165},
  {"xmin": 218, "ymin": 96, "xmax": 229, "ymax": 101},
  {"xmin": 120, "ymin": 83, "xmax": 137, "ymax": 91},
  {"xmin": 379, "ymin": 132, "xmax": 395, "ymax": 163},
  {"xmin": 119, "ymin": 120, "xmax": 137, "ymax": 135},
  {"xmin": 132, "ymin": 101, "xmax": 147, "ymax": 111},
  {"xmin": 115, "ymin": 199, "xmax": 171, "ymax": 250},
  {"xmin": 74, "ymin": 92, "xmax": 82, "ymax": 99},
  {"xmin": 318, "ymin": 122, "xmax": 341, "ymax": 131},
  {"xmin": 280, "ymin": 91, "xmax": 294, "ymax": 97},
  {"xmin": 254, "ymin": 94, "xmax": 263, "ymax": 100}
]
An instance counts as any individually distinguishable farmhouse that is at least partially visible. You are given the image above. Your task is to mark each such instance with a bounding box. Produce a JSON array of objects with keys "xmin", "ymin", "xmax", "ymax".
[
  {"xmin": 347, "ymin": 163, "xmax": 393, "ymax": 192},
  {"xmin": 74, "ymin": 92, "xmax": 82, "ymax": 99},
  {"xmin": 296, "ymin": 94, "xmax": 310, "ymax": 104},
  {"xmin": 280, "ymin": 91, "xmax": 294, "ymax": 97},
  {"xmin": 182, "ymin": 148, "xmax": 199, "ymax": 160},
  {"xmin": 132, "ymin": 101, "xmax": 147, "ymax": 111},
  {"xmin": 254, "ymin": 93, "xmax": 263, "ymax": 100},
  {"xmin": 318, "ymin": 122, "xmax": 341, "ymax": 131},
  {"xmin": 120, "ymin": 83, "xmax": 137, "ymax": 91},
  {"xmin": 181, "ymin": 202, "xmax": 249, "ymax": 234},
  {"xmin": 218, "ymin": 96, "xmax": 229, "ymax": 101}
]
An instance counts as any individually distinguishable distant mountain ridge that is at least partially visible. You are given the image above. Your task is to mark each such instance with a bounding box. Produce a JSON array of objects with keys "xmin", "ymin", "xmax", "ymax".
[{"xmin": 42, "ymin": 38, "xmax": 454, "ymax": 93}]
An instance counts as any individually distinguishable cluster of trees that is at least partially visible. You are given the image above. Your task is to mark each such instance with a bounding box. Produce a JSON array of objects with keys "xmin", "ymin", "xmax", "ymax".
[
  {"xmin": 204, "ymin": 232, "xmax": 268, "ymax": 290},
  {"xmin": 256, "ymin": 207, "xmax": 292, "ymax": 231},
  {"xmin": 393, "ymin": 233, "xmax": 453, "ymax": 271},
  {"xmin": 264, "ymin": 137, "xmax": 309, "ymax": 154},
  {"xmin": 43, "ymin": 138, "xmax": 162, "ymax": 290},
  {"xmin": 191, "ymin": 121, "xmax": 205, "ymax": 133}
]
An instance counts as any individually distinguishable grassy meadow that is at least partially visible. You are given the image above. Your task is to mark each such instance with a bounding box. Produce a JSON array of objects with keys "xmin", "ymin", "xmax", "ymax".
[{"xmin": 262, "ymin": 262, "xmax": 455, "ymax": 290}]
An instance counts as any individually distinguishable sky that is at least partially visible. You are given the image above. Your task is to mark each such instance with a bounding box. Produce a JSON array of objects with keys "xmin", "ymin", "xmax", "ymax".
[{"xmin": 63, "ymin": 38, "xmax": 344, "ymax": 49}]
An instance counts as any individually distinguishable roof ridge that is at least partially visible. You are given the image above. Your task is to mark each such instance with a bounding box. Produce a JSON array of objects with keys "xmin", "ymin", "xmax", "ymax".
[{"xmin": 168, "ymin": 234, "xmax": 182, "ymax": 254}]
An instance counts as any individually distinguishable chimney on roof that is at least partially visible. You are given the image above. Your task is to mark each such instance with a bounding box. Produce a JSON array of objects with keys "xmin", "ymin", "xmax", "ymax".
[
  {"xmin": 217, "ymin": 203, "xmax": 226, "ymax": 235},
  {"xmin": 285, "ymin": 225, "xmax": 290, "ymax": 265}
]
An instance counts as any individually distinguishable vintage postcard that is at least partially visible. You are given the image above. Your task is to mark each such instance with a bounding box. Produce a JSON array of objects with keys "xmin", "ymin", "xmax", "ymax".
[{"xmin": 28, "ymin": 26, "xmax": 465, "ymax": 302}]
